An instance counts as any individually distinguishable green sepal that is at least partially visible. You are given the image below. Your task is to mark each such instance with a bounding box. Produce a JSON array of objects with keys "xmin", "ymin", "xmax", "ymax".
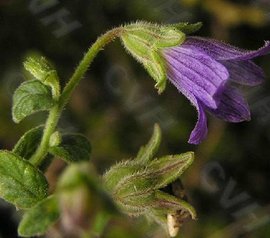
[
  {"xmin": 103, "ymin": 160, "xmax": 141, "ymax": 191},
  {"xmin": 154, "ymin": 191, "xmax": 197, "ymax": 220},
  {"xmin": 171, "ymin": 22, "xmax": 203, "ymax": 34},
  {"xmin": 24, "ymin": 56, "xmax": 60, "ymax": 99},
  {"xmin": 121, "ymin": 22, "xmax": 186, "ymax": 94},
  {"xmin": 18, "ymin": 195, "xmax": 60, "ymax": 237},
  {"xmin": 155, "ymin": 26, "xmax": 186, "ymax": 48},
  {"xmin": 114, "ymin": 170, "xmax": 153, "ymax": 198},
  {"xmin": 123, "ymin": 22, "xmax": 186, "ymax": 48},
  {"xmin": 116, "ymin": 191, "xmax": 156, "ymax": 217},
  {"xmin": 0, "ymin": 151, "xmax": 48, "ymax": 209},
  {"xmin": 146, "ymin": 51, "xmax": 167, "ymax": 94},
  {"xmin": 12, "ymin": 126, "xmax": 43, "ymax": 160},
  {"xmin": 49, "ymin": 134, "xmax": 91, "ymax": 163},
  {"xmin": 149, "ymin": 152, "xmax": 194, "ymax": 189},
  {"xmin": 121, "ymin": 30, "xmax": 167, "ymax": 92},
  {"xmin": 12, "ymin": 80, "xmax": 55, "ymax": 123},
  {"xmin": 135, "ymin": 124, "xmax": 161, "ymax": 164}
]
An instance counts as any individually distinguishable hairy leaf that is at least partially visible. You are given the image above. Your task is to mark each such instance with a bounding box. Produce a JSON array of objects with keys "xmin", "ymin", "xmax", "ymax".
[
  {"xmin": 0, "ymin": 151, "xmax": 48, "ymax": 209},
  {"xmin": 18, "ymin": 195, "xmax": 59, "ymax": 237},
  {"xmin": 12, "ymin": 126, "xmax": 43, "ymax": 160},
  {"xmin": 12, "ymin": 80, "xmax": 55, "ymax": 123},
  {"xmin": 49, "ymin": 134, "xmax": 91, "ymax": 163}
]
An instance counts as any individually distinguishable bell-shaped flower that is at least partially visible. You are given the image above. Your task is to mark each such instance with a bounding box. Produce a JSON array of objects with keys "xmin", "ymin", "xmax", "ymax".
[
  {"xmin": 121, "ymin": 22, "xmax": 270, "ymax": 144},
  {"xmin": 163, "ymin": 38, "xmax": 270, "ymax": 144}
]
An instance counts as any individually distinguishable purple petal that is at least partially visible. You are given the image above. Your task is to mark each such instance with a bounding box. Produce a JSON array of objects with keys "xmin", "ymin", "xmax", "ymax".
[
  {"xmin": 164, "ymin": 44, "xmax": 229, "ymax": 109},
  {"xmin": 184, "ymin": 37, "xmax": 270, "ymax": 61},
  {"xmin": 188, "ymin": 99, "xmax": 208, "ymax": 145},
  {"xmin": 222, "ymin": 60, "xmax": 265, "ymax": 86},
  {"xmin": 207, "ymin": 84, "xmax": 251, "ymax": 123}
]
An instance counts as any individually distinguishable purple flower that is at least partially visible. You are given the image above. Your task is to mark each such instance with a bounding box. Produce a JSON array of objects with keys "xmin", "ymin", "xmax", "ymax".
[{"xmin": 163, "ymin": 37, "xmax": 270, "ymax": 144}]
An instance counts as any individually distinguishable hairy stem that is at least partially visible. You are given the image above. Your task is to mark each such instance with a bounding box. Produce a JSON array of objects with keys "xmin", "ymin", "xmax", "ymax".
[
  {"xmin": 59, "ymin": 27, "xmax": 123, "ymax": 108},
  {"xmin": 30, "ymin": 27, "xmax": 123, "ymax": 166},
  {"xmin": 29, "ymin": 105, "xmax": 61, "ymax": 166}
]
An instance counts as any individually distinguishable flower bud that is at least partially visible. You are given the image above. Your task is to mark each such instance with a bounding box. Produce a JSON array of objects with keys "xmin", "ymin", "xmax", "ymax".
[
  {"xmin": 103, "ymin": 124, "xmax": 196, "ymax": 235},
  {"xmin": 24, "ymin": 56, "xmax": 56, "ymax": 82},
  {"xmin": 57, "ymin": 163, "xmax": 116, "ymax": 236},
  {"xmin": 24, "ymin": 56, "xmax": 60, "ymax": 98},
  {"xmin": 49, "ymin": 131, "xmax": 62, "ymax": 147}
]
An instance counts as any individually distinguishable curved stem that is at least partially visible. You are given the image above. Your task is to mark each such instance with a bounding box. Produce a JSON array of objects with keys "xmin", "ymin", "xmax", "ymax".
[
  {"xmin": 30, "ymin": 27, "xmax": 123, "ymax": 167},
  {"xmin": 30, "ymin": 105, "xmax": 61, "ymax": 166},
  {"xmin": 59, "ymin": 27, "xmax": 124, "ymax": 109}
]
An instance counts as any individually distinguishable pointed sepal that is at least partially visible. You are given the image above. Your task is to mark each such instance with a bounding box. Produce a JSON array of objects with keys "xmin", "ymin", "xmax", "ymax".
[
  {"xmin": 149, "ymin": 152, "xmax": 194, "ymax": 189},
  {"xmin": 135, "ymin": 124, "xmax": 162, "ymax": 164},
  {"xmin": 171, "ymin": 22, "xmax": 203, "ymax": 34},
  {"xmin": 121, "ymin": 21, "xmax": 186, "ymax": 93}
]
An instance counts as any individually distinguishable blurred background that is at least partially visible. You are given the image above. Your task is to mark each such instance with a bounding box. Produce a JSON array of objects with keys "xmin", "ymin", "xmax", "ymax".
[{"xmin": 1, "ymin": 0, "xmax": 270, "ymax": 237}]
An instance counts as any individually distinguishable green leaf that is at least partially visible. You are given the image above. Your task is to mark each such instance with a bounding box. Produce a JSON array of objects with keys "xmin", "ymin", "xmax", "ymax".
[
  {"xmin": 12, "ymin": 80, "xmax": 55, "ymax": 123},
  {"xmin": 0, "ymin": 151, "xmax": 48, "ymax": 209},
  {"xmin": 12, "ymin": 126, "xmax": 53, "ymax": 172},
  {"xmin": 135, "ymin": 124, "xmax": 161, "ymax": 164},
  {"xmin": 12, "ymin": 126, "xmax": 43, "ymax": 160},
  {"xmin": 49, "ymin": 134, "xmax": 91, "ymax": 163},
  {"xmin": 149, "ymin": 152, "xmax": 194, "ymax": 189},
  {"xmin": 172, "ymin": 22, "xmax": 203, "ymax": 34},
  {"xmin": 18, "ymin": 195, "xmax": 60, "ymax": 237}
]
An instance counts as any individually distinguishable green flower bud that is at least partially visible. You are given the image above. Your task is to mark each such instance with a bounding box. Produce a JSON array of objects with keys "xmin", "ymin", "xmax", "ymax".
[
  {"xmin": 57, "ymin": 163, "xmax": 116, "ymax": 236},
  {"xmin": 24, "ymin": 56, "xmax": 60, "ymax": 99},
  {"xmin": 49, "ymin": 131, "xmax": 62, "ymax": 147},
  {"xmin": 103, "ymin": 124, "xmax": 196, "ymax": 236},
  {"xmin": 121, "ymin": 22, "xmax": 186, "ymax": 94},
  {"xmin": 24, "ymin": 56, "xmax": 58, "ymax": 83}
]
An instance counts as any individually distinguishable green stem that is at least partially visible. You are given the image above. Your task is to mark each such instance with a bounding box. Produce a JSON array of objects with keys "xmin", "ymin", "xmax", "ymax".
[
  {"xmin": 30, "ymin": 27, "xmax": 123, "ymax": 166},
  {"xmin": 30, "ymin": 105, "xmax": 61, "ymax": 166},
  {"xmin": 59, "ymin": 27, "xmax": 124, "ymax": 108}
]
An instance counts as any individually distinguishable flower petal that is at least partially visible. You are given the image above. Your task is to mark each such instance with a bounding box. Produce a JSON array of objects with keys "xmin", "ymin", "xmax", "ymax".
[
  {"xmin": 165, "ymin": 68, "xmax": 208, "ymax": 144},
  {"xmin": 164, "ymin": 45, "xmax": 229, "ymax": 109},
  {"xmin": 222, "ymin": 60, "xmax": 265, "ymax": 86},
  {"xmin": 185, "ymin": 37, "xmax": 270, "ymax": 61},
  {"xmin": 207, "ymin": 84, "xmax": 251, "ymax": 123},
  {"xmin": 188, "ymin": 99, "xmax": 208, "ymax": 145}
]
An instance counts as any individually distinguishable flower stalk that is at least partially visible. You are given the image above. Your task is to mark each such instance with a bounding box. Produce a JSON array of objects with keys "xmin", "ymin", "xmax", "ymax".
[{"xmin": 30, "ymin": 27, "xmax": 124, "ymax": 166}]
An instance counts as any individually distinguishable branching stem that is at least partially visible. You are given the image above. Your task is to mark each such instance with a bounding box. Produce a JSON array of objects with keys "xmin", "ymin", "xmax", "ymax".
[{"xmin": 30, "ymin": 27, "xmax": 124, "ymax": 166}]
